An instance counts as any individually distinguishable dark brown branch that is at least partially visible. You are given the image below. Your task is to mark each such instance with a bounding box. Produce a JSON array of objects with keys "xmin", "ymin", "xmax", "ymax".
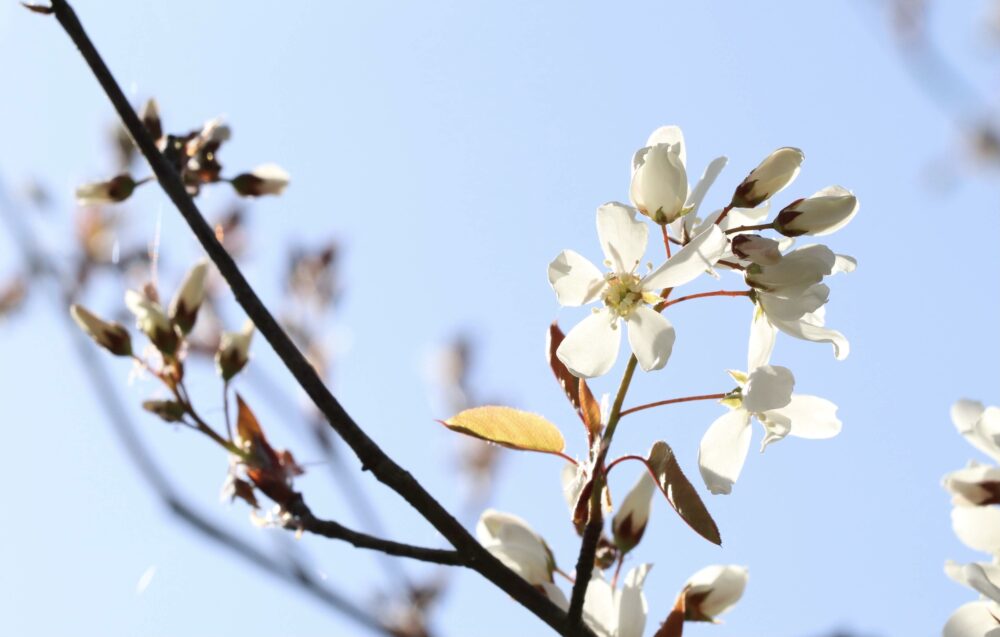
[
  {"xmin": 42, "ymin": 2, "xmax": 593, "ymax": 634},
  {"xmin": 566, "ymin": 510, "xmax": 602, "ymax": 627},
  {"xmin": 0, "ymin": 181, "xmax": 394, "ymax": 637}
]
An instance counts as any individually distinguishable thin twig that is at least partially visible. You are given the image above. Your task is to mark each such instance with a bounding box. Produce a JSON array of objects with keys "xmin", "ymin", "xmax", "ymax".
[{"xmin": 42, "ymin": 3, "xmax": 591, "ymax": 634}]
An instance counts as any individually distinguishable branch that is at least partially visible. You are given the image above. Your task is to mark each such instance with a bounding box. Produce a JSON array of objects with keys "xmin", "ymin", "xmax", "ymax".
[
  {"xmin": 0, "ymin": 181, "xmax": 395, "ymax": 637},
  {"xmin": 42, "ymin": 3, "xmax": 593, "ymax": 634}
]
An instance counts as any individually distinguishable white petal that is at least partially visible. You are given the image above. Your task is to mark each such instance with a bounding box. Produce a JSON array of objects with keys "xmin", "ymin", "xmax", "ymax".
[
  {"xmin": 625, "ymin": 306, "xmax": 676, "ymax": 372},
  {"xmin": 557, "ymin": 310, "xmax": 621, "ymax": 378},
  {"xmin": 943, "ymin": 462, "xmax": 1000, "ymax": 506},
  {"xmin": 742, "ymin": 365, "xmax": 794, "ymax": 414},
  {"xmin": 684, "ymin": 565, "xmax": 749, "ymax": 618},
  {"xmin": 541, "ymin": 582, "xmax": 569, "ymax": 610},
  {"xmin": 948, "ymin": 562, "xmax": 1000, "ymax": 604},
  {"xmin": 582, "ymin": 572, "xmax": 616, "ymax": 637},
  {"xmin": 759, "ymin": 394, "xmax": 841, "ymax": 450},
  {"xmin": 642, "ymin": 225, "xmax": 727, "ymax": 290},
  {"xmin": 616, "ymin": 564, "xmax": 651, "ymax": 637},
  {"xmin": 548, "ymin": 250, "xmax": 606, "ymax": 307},
  {"xmin": 769, "ymin": 311, "xmax": 849, "ymax": 360},
  {"xmin": 596, "ymin": 203, "xmax": 648, "ymax": 273},
  {"xmin": 644, "ymin": 125, "xmax": 686, "ymax": 165},
  {"xmin": 757, "ymin": 284, "xmax": 830, "ymax": 322},
  {"xmin": 698, "ymin": 409, "xmax": 753, "ymax": 495},
  {"xmin": 833, "ymin": 254, "xmax": 857, "ymax": 274},
  {"xmin": 954, "ymin": 399, "xmax": 987, "ymax": 435},
  {"xmin": 686, "ymin": 156, "xmax": 728, "ymax": 217},
  {"xmin": 952, "ymin": 506, "xmax": 1000, "ymax": 554},
  {"xmin": 747, "ymin": 308, "xmax": 776, "ymax": 371},
  {"xmin": 944, "ymin": 601, "xmax": 1000, "ymax": 637}
]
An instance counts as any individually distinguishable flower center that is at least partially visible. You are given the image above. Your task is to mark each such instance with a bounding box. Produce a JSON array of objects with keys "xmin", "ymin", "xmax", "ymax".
[{"xmin": 603, "ymin": 273, "xmax": 644, "ymax": 318}]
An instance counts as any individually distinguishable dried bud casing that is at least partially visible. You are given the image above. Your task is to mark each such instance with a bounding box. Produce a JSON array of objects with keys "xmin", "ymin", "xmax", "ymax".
[
  {"xmin": 168, "ymin": 260, "xmax": 209, "ymax": 335},
  {"xmin": 774, "ymin": 186, "xmax": 858, "ymax": 237},
  {"xmin": 731, "ymin": 147, "xmax": 803, "ymax": 208},
  {"xmin": 216, "ymin": 320, "xmax": 255, "ymax": 381},
  {"xmin": 69, "ymin": 304, "xmax": 133, "ymax": 357},
  {"xmin": 142, "ymin": 399, "xmax": 187, "ymax": 423},
  {"xmin": 231, "ymin": 164, "xmax": 290, "ymax": 197},
  {"xmin": 125, "ymin": 289, "xmax": 179, "ymax": 355},
  {"xmin": 75, "ymin": 174, "xmax": 139, "ymax": 205}
]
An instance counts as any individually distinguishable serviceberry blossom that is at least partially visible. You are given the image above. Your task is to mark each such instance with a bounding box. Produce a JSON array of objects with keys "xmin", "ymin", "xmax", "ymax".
[
  {"xmin": 577, "ymin": 564, "xmax": 651, "ymax": 637},
  {"xmin": 698, "ymin": 313, "xmax": 841, "ymax": 495},
  {"xmin": 548, "ymin": 203, "xmax": 727, "ymax": 378},
  {"xmin": 680, "ymin": 564, "xmax": 749, "ymax": 622}
]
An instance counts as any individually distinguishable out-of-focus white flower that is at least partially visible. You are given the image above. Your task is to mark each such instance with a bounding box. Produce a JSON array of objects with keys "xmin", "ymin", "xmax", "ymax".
[
  {"xmin": 732, "ymin": 147, "xmax": 804, "ymax": 208},
  {"xmin": 698, "ymin": 312, "xmax": 841, "ymax": 495},
  {"xmin": 548, "ymin": 203, "xmax": 727, "ymax": 377},
  {"xmin": 70, "ymin": 304, "xmax": 132, "ymax": 357},
  {"xmin": 611, "ymin": 471, "xmax": 655, "ymax": 554},
  {"xmin": 952, "ymin": 506, "xmax": 1000, "ymax": 554},
  {"xmin": 946, "ymin": 561, "xmax": 1000, "ymax": 603},
  {"xmin": 580, "ymin": 564, "xmax": 651, "ymax": 637},
  {"xmin": 944, "ymin": 462, "xmax": 1000, "ymax": 507},
  {"xmin": 476, "ymin": 509, "xmax": 555, "ymax": 585},
  {"xmin": 953, "ymin": 400, "xmax": 1000, "ymax": 463},
  {"xmin": 231, "ymin": 163, "xmax": 291, "ymax": 197},
  {"xmin": 944, "ymin": 601, "xmax": 1000, "ymax": 637},
  {"xmin": 125, "ymin": 289, "xmax": 178, "ymax": 355},
  {"xmin": 76, "ymin": 174, "xmax": 138, "ymax": 205},
  {"xmin": 216, "ymin": 319, "xmax": 255, "ymax": 381},
  {"xmin": 731, "ymin": 234, "xmax": 782, "ymax": 266},
  {"xmin": 681, "ymin": 564, "xmax": 749, "ymax": 622},
  {"xmin": 774, "ymin": 186, "xmax": 859, "ymax": 237},
  {"xmin": 168, "ymin": 259, "xmax": 209, "ymax": 335}
]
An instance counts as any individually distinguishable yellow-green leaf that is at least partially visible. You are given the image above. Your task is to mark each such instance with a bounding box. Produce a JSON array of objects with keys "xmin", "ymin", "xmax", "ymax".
[{"xmin": 442, "ymin": 406, "xmax": 565, "ymax": 455}]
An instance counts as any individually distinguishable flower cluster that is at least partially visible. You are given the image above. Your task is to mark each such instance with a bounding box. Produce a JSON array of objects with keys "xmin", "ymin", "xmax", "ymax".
[
  {"xmin": 943, "ymin": 400, "xmax": 1000, "ymax": 636},
  {"xmin": 442, "ymin": 125, "xmax": 857, "ymax": 635},
  {"xmin": 75, "ymin": 98, "xmax": 290, "ymax": 205}
]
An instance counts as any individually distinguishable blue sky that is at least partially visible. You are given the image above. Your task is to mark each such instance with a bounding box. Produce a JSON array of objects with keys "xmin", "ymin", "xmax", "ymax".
[{"xmin": 2, "ymin": 1, "xmax": 1000, "ymax": 635}]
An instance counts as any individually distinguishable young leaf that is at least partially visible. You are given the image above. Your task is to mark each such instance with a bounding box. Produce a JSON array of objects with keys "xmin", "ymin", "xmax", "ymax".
[
  {"xmin": 644, "ymin": 441, "xmax": 721, "ymax": 545},
  {"xmin": 547, "ymin": 322, "xmax": 602, "ymax": 437},
  {"xmin": 442, "ymin": 406, "xmax": 565, "ymax": 455}
]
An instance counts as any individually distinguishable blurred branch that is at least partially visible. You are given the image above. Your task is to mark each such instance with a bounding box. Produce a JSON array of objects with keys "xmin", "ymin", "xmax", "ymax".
[
  {"xmin": 41, "ymin": 2, "xmax": 590, "ymax": 634},
  {"xmin": 0, "ymin": 181, "xmax": 397, "ymax": 637}
]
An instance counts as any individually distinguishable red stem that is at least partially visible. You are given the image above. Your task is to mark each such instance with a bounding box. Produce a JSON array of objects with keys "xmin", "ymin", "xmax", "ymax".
[
  {"xmin": 661, "ymin": 224, "xmax": 672, "ymax": 259},
  {"xmin": 604, "ymin": 454, "xmax": 646, "ymax": 474},
  {"xmin": 619, "ymin": 393, "xmax": 728, "ymax": 418},
  {"xmin": 660, "ymin": 289, "xmax": 750, "ymax": 309}
]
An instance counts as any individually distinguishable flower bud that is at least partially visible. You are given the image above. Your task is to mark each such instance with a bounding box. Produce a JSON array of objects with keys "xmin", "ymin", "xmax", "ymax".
[
  {"xmin": 630, "ymin": 143, "xmax": 689, "ymax": 224},
  {"xmin": 774, "ymin": 186, "xmax": 858, "ymax": 237},
  {"xmin": 231, "ymin": 164, "xmax": 290, "ymax": 197},
  {"xmin": 69, "ymin": 304, "xmax": 132, "ymax": 356},
  {"xmin": 682, "ymin": 564, "xmax": 748, "ymax": 622},
  {"xmin": 732, "ymin": 147, "xmax": 803, "ymax": 208},
  {"xmin": 476, "ymin": 509, "xmax": 555, "ymax": 585},
  {"xmin": 943, "ymin": 462, "xmax": 1000, "ymax": 507},
  {"xmin": 745, "ymin": 244, "xmax": 835, "ymax": 293},
  {"xmin": 125, "ymin": 289, "xmax": 178, "ymax": 355},
  {"xmin": 142, "ymin": 399, "xmax": 187, "ymax": 423},
  {"xmin": 731, "ymin": 234, "xmax": 782, "ymax": 265},
  {"xmin": 216, "ymin": 319, "xmax": 255, "ymax": 381},
  {"xmin": 75, "ymin": 174, "xmax": 138, "ymax": 205},
  {"xmin": 140, "ymin": 98, "xmax": 163, "ymax": 141},
  {"xmin": 611, "ymin": 471, "xmax": 655, "ymax": 554},
  {"xmin": 168, "ymin": 259, "xmax": 209, "ymax": 335}
]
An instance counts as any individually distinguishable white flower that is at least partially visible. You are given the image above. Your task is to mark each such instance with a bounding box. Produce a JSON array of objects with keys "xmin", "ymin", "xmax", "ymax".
[
  {"xmin": 580, "ymin": 564, "xmax": 651, "ymax": 637},
  {"xmin": 681, "ymin": 564, "xmax": 748, "ymax": 622},
  {"xmin": 475, "ymin": 509, "xmax": 554, "ymax": 585},
  {"xmin": 952, "ymin": 506, "xmax": 1000, "ymax": 555},
  {"xmin": 168, "ymin": 259, "xmax": 209, "ymax": 334},
  {"xmin": 698, "ymin": 312, "xmax": 841, "ymax": 495},
  {"xmin": 732, "ymin": 147, "xmax": 804, "ymax": 208},
  {"xmin": 548, "ymin": 203, "xmax": 727, "ymax": 377},
  {"xmin": 630, "ymin": 128, "xmax": 689, "ymax": 225},
  {"xmin": 944, "ymin": 461, "xmax": 1000, "ymax": 507},
  {"xmin": 944, "ymin": 601, "xmax": 1000, "ymax": 637},
  {"xmin": 748, "ymin": 244, "xmax": 854, "ymax": 360},
  {"xmin": 775, "ymin": 186, "xmax": 859, "ymax": 237},
  {"xmin": 952, "ymin": 400, "xmax": 1000, "ymax": 463},
  {"xmin": 611, "ymin": 471, "xmax": 655, "ymax": 554}
]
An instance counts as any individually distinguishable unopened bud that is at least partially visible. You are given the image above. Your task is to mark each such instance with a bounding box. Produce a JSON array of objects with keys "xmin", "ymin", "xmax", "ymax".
[
  {"xmin": 732, "ymin": 147, "xmax": 803, "ymax": 208},
  {"xmin": 611, "ymin": 471, "xmax": 655, "ymax": 554},
  {"xmin": 682, "ymin": 564, "xmax": 749, "ymax": 622},
  {"xmin": 168, "ymin": 259, "xmax": 209, "ymax": 334},
  {"xmin": 231, "ymin": 163, "xmax": 290, "ymax": 197},
  {"xmin": 774, "ymin": 186, "xmax": 858, "ymax": 237},
  {"xmin": 140, "ymin": 98, "xmax": 163, "ymax": 141},
  {"xmin": 75, "ymin": 174, "xmax": 138, "ymax": 205},
  {"xmin": 731, "ymin": 234, "xmax": 782, "ymax": 266},
  {"xmin": 216, "ymin": 319, "xmax": 255, "ymax": 381},
  {"xmin": 69, "ymin": 304, "xmax": 132, "ymax": 356},
  {"xmin": 142, "ymin": 399, "xmax": 187, "ymax": 423},
  {"xmin": 125, "ymin": 289, "xmax": 178, "ymax": 355},
  {"xmin": 630, "ymin": 143, "xmax": 689, "ymax": 224}
]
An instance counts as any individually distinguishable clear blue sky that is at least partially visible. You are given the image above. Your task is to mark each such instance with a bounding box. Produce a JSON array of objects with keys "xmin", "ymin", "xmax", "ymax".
[{"xmin": 2, "ymin": 1, "xmax": 999, "ymax": 635}]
